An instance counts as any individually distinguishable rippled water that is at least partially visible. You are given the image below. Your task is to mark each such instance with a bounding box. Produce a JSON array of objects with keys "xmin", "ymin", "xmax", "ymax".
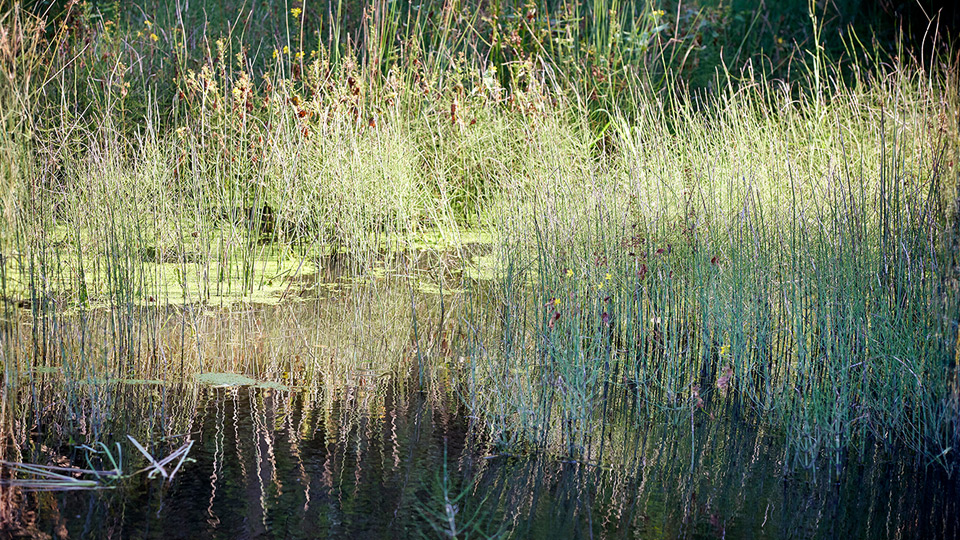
[{"xmin": 4, "ymin": 380, "xmax": 958, "ymax": 539}]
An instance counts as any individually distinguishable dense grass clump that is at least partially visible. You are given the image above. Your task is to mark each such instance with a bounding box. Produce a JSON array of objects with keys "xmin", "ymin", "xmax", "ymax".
[
  {"xmin": 468, "ymin": 59, "xmax": 960, "ymax": 471},
  {"xmin": 0, "ymin": 0, "xmax": 957, "ymax": 477}
]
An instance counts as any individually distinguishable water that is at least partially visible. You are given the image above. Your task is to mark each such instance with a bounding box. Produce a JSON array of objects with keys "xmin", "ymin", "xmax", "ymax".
[{"xmin": 3, "ymin": 379, "xmax": 958, "ymax": 539}]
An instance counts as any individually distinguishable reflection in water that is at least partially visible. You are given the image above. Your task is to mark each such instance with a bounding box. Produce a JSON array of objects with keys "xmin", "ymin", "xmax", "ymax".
[{"xmin": 5, "ymin": 381, "xmax": 959, "ymax": 539}]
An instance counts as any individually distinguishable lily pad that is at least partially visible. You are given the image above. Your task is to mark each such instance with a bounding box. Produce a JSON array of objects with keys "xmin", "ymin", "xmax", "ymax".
[
  {"xmin": 255, "ymin": 381, "xmax": 291, "ymax": 392},
  {"xmin": 193, "ymin": 372, "xmax": 290, "ymax": 391},
  {"xmin": 194, "ymin": 373, "xmax": 258, "ymax": 387}
]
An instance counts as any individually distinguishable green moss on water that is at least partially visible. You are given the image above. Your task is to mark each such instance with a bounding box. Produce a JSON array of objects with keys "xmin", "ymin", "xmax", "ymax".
[
  {"xmin": 461, "ymin": 253, "xmax": 497, "ymax": 281},
  {"xmin": 1, "ymin": 229, "xmax": 492, "ymax": 308},
  {"xmin": 0, "ymin": 250, "xmax": 319, "ymax": 308}
]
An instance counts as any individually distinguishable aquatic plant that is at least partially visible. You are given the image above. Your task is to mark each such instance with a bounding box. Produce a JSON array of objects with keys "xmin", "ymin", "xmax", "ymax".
[{"xmin": 0, "ymin": 0, "xmax": 956, "ymax": 495}]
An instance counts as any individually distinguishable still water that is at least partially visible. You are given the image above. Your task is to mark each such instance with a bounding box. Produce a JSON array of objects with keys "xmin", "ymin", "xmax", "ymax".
[{"xmin": 4, "ymin": 381, "xmax": 959, "ymax": 539}]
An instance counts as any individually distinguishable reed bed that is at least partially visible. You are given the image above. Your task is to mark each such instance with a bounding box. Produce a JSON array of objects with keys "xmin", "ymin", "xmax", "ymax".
[
  {"xmin": 469, "ymin": 56, "xmax": 960, "ymax": 471},
  {"xmin": 0, "ymin": 0, "xmax": 956, "ymax": 481}
]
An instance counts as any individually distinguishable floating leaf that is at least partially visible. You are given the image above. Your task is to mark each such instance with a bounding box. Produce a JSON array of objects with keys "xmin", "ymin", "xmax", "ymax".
[{"xmin": 194, "ymin": 372, "xmax": 258, "ymax": 387}]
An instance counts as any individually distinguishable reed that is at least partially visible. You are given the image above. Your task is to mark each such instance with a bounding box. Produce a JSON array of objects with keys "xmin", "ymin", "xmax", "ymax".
[
  {"xmin": 466, "ymin": 49, "xmax": 960, "ymax": 471},
  {"xmin": 0, "ymin": 0, "xmax": 956, "ymax": 478}
]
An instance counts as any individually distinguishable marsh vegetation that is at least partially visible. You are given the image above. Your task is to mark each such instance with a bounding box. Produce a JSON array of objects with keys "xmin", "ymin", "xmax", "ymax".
[{"xmin": 0, "ymin": 0, "xmax": 958, "ymax": 537}]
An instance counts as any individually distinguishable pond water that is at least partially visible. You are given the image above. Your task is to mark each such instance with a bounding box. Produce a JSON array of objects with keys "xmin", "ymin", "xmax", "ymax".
[{"xmin": 4, "ymin": 380, "xmax": 958, "ymax": 539}]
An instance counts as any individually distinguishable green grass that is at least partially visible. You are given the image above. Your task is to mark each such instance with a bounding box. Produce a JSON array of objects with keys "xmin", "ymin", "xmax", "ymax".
[
  {"xmin": 465, "ymin": 58, "xmax": 960, "ymax": 470},
  {"xmin": 0, "ymin": 0, "xmax": 957, "ymax": 477}
]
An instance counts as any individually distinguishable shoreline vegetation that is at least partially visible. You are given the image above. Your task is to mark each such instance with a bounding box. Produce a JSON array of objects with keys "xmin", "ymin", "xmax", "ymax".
[{"xmin": 0, "ymin": 0, "xmax": 958, "ymax": 513}]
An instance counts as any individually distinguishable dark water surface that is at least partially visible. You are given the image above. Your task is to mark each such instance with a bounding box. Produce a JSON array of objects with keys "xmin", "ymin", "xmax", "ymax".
[{"xmin": 6, "ymin": 383, "xmax": 959, "ymax": 539}]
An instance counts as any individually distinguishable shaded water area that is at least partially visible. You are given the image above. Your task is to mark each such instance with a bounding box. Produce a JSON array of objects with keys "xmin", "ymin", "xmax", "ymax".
[
  {"xmin": 0, "ymin": 249, "xmax": 957, "ymax": 538},
  {"xmin": 3, "ymin": 379, "xmax": 958, "ymax": 539}
]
